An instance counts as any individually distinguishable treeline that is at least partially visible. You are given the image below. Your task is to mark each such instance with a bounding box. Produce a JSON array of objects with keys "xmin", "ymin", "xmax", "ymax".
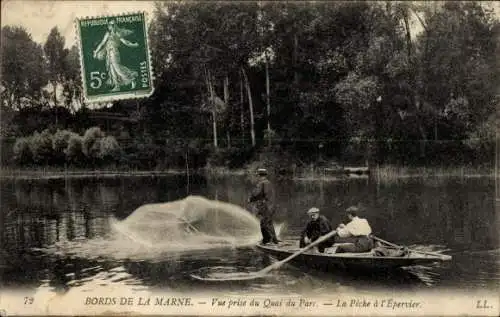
[
  {"xmin": 8, "ymin": 125, "xmax": 219, "ymax": 169},
  {"xmin": 13, "ymin": 127, "xmax": 121, "ymax": 167},
  {"xmin": 1, "ymin": 1, "xmax": 498, "ymax": 170}
]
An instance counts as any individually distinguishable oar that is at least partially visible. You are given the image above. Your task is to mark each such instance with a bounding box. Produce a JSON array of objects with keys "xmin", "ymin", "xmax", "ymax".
[
  {"xmin": 371, "ymin": 235, "xmax": 451, "ymax": 260},
  {"xmin": 256, "ymin": 229, "xmax": 338, "ymax": 276},
  {"xmin": 190, "ymin": 230, "xmax": 338, "ymax": 281}
]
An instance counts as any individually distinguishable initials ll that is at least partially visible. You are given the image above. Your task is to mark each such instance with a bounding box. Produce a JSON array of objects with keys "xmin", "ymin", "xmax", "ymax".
[{"xmin": 476, "ymin": 300, "xmax": 490, "ymax": 309}]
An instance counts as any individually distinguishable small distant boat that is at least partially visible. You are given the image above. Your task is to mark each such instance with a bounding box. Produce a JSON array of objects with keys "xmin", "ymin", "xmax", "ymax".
[{"xmin": 256, "ymin": 240, "xmax": 452, "ymax": 272}]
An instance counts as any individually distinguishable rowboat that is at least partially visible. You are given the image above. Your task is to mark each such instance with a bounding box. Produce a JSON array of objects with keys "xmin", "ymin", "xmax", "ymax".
[{"xmin": 256, "ymin": 240, "xmax": 452, "ymax": 272}]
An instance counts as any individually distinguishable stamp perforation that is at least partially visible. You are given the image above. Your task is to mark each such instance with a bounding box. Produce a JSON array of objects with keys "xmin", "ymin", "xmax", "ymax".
[{"xmin": 74, "ymin": 11, "xmax": 155, "ymax": 105}]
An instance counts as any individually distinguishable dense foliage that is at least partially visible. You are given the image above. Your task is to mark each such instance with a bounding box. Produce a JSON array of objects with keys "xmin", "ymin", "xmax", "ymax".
[
  {"xmin": 12, "ymin": 127, "xmax": 121, "ymax": 167},
  {"xmin": 1, "ymin": 2, "xmax": 498, "ymax": 170}
]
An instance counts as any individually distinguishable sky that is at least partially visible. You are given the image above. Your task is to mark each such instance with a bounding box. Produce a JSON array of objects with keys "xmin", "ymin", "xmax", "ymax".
[
  {"xmin": 2, "ymin": 1, "xmax": 500, "ymax": 48},
  {"xmin": 1, "ymin": 0, "xmax": 156, "ymax": 48}
]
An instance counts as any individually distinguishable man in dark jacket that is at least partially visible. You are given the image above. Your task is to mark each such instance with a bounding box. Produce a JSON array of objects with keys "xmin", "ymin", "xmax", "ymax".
[
  {"xmin": 248, "ymin": 168, "xmax": 279, "ymax": 244},
  {"xmin": 299, "ymin": 207, "xmax": 334, "ymax": 253}
]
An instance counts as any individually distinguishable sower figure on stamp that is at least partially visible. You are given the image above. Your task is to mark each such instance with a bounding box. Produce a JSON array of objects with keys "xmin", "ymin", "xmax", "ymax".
[
  {"xmin": 93, "ymin": 19, "xmax": 139, "ymax": 92},
  {"xmin": 248, "ymin": 168, "xmax": 279, "ymax": 245}
]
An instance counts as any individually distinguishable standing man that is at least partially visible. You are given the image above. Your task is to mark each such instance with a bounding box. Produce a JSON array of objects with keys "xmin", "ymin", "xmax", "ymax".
[
  {"xmin": 248, "ymin": 168, "xmax": 279, "ymax": 244},
  {"xmin": 334, "ymin": 206, "xmax": 374, "ymax": 253},
  {"xmin": 299, "ymin": 207, "xmax": 334, "ymax": 253}
]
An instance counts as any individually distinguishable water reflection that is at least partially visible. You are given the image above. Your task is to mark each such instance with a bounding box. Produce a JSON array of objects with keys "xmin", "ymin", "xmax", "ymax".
[
  {"xmin": 3, "ymin": 205, "xmax": 112, "ymax": 252},
  {"xmin": 0, "ymin": 175, "xmax": 498, "ymax": 294}
]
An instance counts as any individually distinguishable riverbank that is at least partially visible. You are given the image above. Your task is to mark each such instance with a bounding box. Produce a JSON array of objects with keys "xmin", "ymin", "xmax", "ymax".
[
  {"xmin": 372, "ymin": 165, "xmax": 496, "ymax": 181},
  {"xmin": 0, "ymin": 164, "xmax": 495, "ymax": 181},
  {"xmin": 0, "ymin": 166, "xmax": 249, "ymax": 180},
  {"xmin": 0, "ymin": 168, "xmax": 190, "ymax": 180}
]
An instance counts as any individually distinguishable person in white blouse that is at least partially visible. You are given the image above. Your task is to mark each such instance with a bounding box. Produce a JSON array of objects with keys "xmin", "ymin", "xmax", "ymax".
[{"xmin": 334, "ymin": 206, "xmax": 374, "ymax": 253}]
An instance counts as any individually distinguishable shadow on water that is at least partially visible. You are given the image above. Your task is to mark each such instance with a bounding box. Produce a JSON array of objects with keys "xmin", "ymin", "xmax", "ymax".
[
  {"xmin": 253, "ymin": 250, "xmax": 446, "ymax": 292},
  {"xmin": 180, "ymin": 245, "xmax": 446, "ymax": 293}
]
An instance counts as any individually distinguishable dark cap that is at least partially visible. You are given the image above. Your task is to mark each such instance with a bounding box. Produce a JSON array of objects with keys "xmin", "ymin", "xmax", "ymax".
[
  {"xmin": 346, "ymin": 206, "xmax": 359, "ymax": 213},
  {"xmin": 346, "ymin": 205, "xmax": 365, "ymax": 216},
  {"xmin": 307, "ymin": 207, "xmax": 320, "ymax": 215},
  {"xmin": 346, "ymin": 206, "xmax": 359, "ymax": 216}
]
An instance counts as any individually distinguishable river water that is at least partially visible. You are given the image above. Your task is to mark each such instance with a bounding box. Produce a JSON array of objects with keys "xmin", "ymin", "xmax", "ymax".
[{"xmin": 1, "ymin": 175, "xmax": 498, "ymax": 296}]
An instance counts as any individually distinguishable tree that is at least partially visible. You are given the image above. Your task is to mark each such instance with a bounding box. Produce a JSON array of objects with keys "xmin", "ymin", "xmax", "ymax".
[
  {"xmin": 241, "ymin": 67, "xmax": 256, "ymax": 147},
  {"xmin": 43, "ymin": 27, "xmax": 67, "ymax": 124},
  {"xmin": 417, "ymin": 2, "xmax": 498, "ymax": 129},
  {"xmin": 1, "ymin": 26, "xmax": 48, "ymax": 109},
  {"xmin": 99, "ymin": 136, "xmax": 121, "ymax": 163},
  {"xmin": 29, "ymin": 129, "xmax": 53, "ymax": 164},
  {"xmin": 150, "ymin": 2, "xmax": 261, "ymax": 149},
  {"xmin": 201, "ymin": 67, "xmax": 224, "ymax": 148},
  {"xmin": 62, "ymin": 45, "xmax": 84, "ymax": 111},
  {"xmin": 82, "ymin": 127, "xmax": 105, "ymax": 164},
  {"xmin": 52, "ymin": 129, "xmax": 76, "ymax": 165},
  {"xmin": 65, "ymin": 133, "xmax": 84, "ymax": 165},
  {"xmin": 335, "ymin": 73, "xmax": 380, "ymax": 135},
  {"xmin": 13, "ymin": 137, "xmax": 33, "ymax": 164}
]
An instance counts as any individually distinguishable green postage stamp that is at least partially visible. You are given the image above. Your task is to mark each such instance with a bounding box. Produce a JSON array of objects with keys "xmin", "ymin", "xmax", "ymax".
[{"xmin": 75, "ymin": 12, "xmax": 154, "ymax": 103}]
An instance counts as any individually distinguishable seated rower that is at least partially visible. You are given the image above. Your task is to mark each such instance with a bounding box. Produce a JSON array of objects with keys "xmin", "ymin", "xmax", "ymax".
[
  {"xmin": 299, "ymin": 207, "xmax": 334, "ymax": 253},
  {"xmin": 334, "ymin": 206, "xmax": 374, "ymax": 253}
]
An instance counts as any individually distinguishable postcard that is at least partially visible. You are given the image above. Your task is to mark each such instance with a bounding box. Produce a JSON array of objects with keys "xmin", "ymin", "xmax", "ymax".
[{"xmin": 1, "ymin": 1, "xmax": 499, "ymax": 316}]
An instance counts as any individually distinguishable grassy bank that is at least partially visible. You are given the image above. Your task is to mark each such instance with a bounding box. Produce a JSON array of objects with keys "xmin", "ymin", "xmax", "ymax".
[
  {"xmin": 202, "ymin": 166, "xmax": 247, "ymax": 178},
  {"xmin": 1, "ymin": 164, "xmax": 496, "ymax": 181},
  {"xmin": 0, "ymin": 168, "xmax": 184, "ymax": 180},
  {"xmin": 280, "ymin": 164, "xmax": 496, "ymax": 182},
  {"xmin": 0, "ymin": 166, "xmax": 251, "ymax": 180},
  {"xmin": 372, "ymin": 165, "xmax": 496, "ymax": 182}
]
